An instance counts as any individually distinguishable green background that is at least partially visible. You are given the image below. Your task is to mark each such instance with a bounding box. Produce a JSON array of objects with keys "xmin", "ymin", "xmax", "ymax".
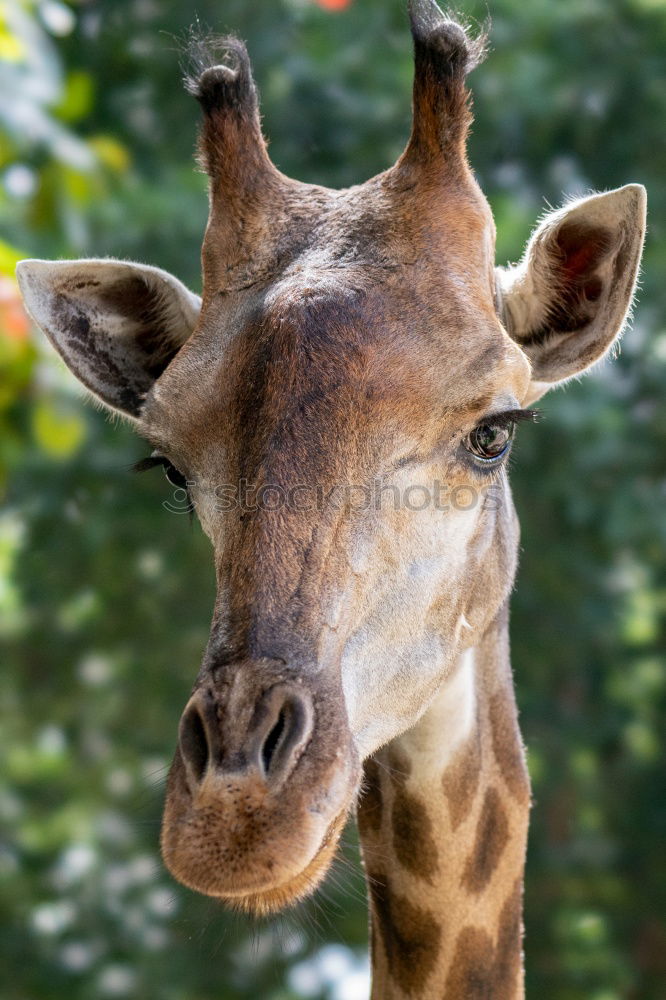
[{"xmin": 1, "ymin": 1, "xmax": 665, "ymax": 998}]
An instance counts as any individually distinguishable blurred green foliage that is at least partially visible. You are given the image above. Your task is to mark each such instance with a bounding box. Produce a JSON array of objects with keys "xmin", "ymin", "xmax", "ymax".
[{"xmin": 1, "ymin": 1, "xmax": 665, "ymax": 998}]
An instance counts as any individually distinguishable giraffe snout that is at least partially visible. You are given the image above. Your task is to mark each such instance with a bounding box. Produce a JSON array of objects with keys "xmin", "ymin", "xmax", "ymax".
[{"xmin": 161, "ymin": 662, "xmax": 359, "ymax": 912}]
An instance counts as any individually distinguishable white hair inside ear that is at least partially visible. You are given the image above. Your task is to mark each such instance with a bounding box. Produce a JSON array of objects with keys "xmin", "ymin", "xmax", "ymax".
[{"xmin": 496, "ymin": 184, "xmax": 646, "ymax": 403}]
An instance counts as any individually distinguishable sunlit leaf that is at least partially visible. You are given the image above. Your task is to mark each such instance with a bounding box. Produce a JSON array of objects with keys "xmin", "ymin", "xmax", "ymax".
[
  {"xmin": 55, "ymin": 69, "xmax": 94, "ymax": 123},
  {"xmin": 88, "ymin": 135, "xmax": 131, "ymax": 173},
  {"xmin": 0, "ymin": 24, "xmax": 24, "ymax": 62},
  {"xmin": 31, "ymin": 397, "xmax": 86, "ymax": 458},
  {"xmin": 0, "ymin": 239, "xmax": 24, "ymax": 278}
]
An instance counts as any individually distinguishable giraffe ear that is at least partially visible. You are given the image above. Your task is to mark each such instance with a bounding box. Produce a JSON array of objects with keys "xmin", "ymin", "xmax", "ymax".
[
  {"xmin": 497, "ymin": 185, "xmax": 646, "ymax": 404},
  {"xmin": 16, "ymin": 258, "xmax": 201, "ymax": 419}
]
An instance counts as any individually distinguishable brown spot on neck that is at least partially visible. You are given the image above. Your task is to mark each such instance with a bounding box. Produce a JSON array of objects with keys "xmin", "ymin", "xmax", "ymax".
[
  {"xmin": 442, "ymin": 730, "xmax": 482, "ymax": 830},
  {"xmin": 391, "ymin": 787, "xmax": 440, "ymax": 883},
  {"xmin": 488, "ymin": 689, "xmax": 531, "ymax": 806},
  {"xmin": 367, "ymin": 869, "xmax": 441, "ymax": 995},
  {"xmin": 445, "ymin": 878, "xmax": 523, "ymax": 998},
  {"xmin": 461, "ymin": 787, "xmax": 509, "ymax": 894}
]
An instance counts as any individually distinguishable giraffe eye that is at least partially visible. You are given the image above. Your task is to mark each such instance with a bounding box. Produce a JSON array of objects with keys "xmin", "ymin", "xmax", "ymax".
[
  {"xmin": 161, "ymin": 460, "xmax": 186, "ymax": 489},
  {"xmin": 465, "ymin": 420, "xmax": 515, "ymax": 463},
  {"xmin": 132, "ymin": 452, "xmax": 189, "ymax": 489}
]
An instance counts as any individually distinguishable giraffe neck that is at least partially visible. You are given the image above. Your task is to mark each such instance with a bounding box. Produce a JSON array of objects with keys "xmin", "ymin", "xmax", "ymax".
[{"xmin": 358, "ymin": 606, "xmax": 531, "ymax": 999}]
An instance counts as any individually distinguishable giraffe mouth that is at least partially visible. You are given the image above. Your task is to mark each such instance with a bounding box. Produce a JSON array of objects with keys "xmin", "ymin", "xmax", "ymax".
[
  {"xmin": 160, "ymin": 738, "xmax": 359, "ymax": 912},
  {"xmin": 208, "ymin": 807, "xmax": 350, "ymax": 916}
]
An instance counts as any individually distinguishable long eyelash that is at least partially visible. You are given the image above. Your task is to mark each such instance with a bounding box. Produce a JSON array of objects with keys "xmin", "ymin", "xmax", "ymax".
[
  {"xmin": 131, "ymin": 453, "xmax": 167, "ymax": 474},
  {"xmin": 485, "ymin": 408, "xmax": 540, "ymax": 429},
  {"xmin": 131, "ymin": 453, "xmax": 194, "ymax": 523}
]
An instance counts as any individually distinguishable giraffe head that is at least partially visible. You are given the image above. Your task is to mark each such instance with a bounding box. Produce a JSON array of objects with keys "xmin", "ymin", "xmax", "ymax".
[{"xmin": 17, "ymin": 0, "xmax": 645, "ymax": 914}]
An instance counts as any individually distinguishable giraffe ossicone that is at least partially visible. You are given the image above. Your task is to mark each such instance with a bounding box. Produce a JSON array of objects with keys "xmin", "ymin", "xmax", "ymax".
[{"xmin": 17, "ymin": 0, "xmax": 646, "ymax": 995}]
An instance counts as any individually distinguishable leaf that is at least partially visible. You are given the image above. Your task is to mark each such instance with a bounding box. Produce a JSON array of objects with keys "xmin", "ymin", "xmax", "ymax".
[
  {"xmin": 89, "ymin": 135, "xmax": 131, "ymax": 173},
  {"xmin": 55, "ymin": 70, "xmax": 94, "ymax": 124},
  {"xmin": 31, "ymin": 398, "xmax": 86, "ymax": 458},
  {"xmin": 0, "ymin": 238, "xmax": 24, "ymax": 277}
]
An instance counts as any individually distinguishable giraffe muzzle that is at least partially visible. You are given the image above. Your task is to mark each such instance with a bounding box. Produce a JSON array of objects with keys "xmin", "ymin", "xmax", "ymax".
[{"xmin": 160, "ymin": 664, "xmax": 360, "ymax": 912}]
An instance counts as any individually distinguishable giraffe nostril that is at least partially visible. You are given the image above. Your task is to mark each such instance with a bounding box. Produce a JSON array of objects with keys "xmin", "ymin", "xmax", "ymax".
[
  {"xmin": 179, "ymin": 702, "xmax": 210, "ymax": 785},
  {"xmin": 261, "ymin": 707, "xmax": 288, "ymax": 776},
  {"xmin": 257, "ymin": 690, "xmax": 313, "ymax": 784},
  {"xmin": 176, "ymin": 684, "xmax": 313, "ymax": 791}
]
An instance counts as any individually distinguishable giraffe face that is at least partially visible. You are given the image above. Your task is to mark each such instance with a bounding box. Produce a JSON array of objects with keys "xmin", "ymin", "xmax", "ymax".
[
  {"xmin": 136, "ymin": 169, "xmax": 531, "ymax": 910},
  {"xmin": 16, "ymin": 0, "xmax": 645, "ymax": 915}
]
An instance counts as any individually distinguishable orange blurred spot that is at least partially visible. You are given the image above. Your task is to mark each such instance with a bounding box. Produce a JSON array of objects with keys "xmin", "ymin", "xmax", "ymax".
[
  {"xmin": 315, "ymin": 0, "xmax": 353, "ymax": 10},
  {"xmin": 0, "ymin": 277, "xmax": 29, "ymax": 342}
]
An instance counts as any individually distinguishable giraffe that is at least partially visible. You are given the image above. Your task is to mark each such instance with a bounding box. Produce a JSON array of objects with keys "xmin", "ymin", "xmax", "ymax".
[{"xmin": 16, "ymin": 2, "xmax": 646, "ymax": 996}]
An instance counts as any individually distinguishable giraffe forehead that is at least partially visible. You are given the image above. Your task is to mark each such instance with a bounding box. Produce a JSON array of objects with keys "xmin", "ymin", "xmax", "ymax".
[
  {"xmin": 152, "ymin": 173, "xmax": 510, "ymax": 453},
  {"xmin": 144, "ymin": 279, "xmax": 528, "ymax": 467}
]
